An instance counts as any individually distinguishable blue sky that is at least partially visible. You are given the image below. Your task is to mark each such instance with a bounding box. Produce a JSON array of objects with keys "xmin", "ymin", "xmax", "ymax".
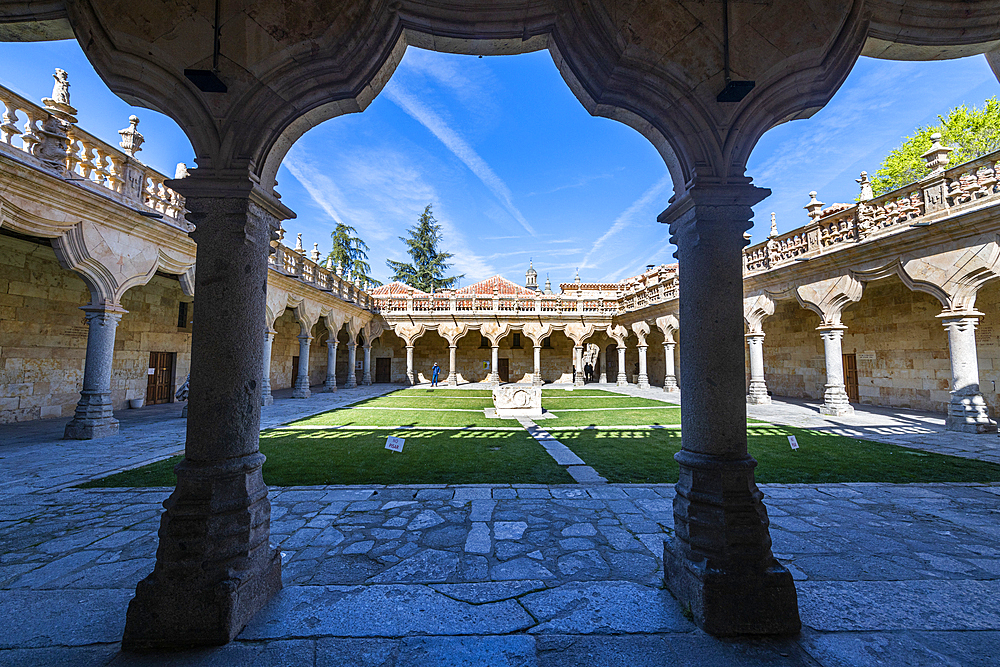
[{"xmin": 0, "ymin": 40, "xmax": 996, "ymax": 287}]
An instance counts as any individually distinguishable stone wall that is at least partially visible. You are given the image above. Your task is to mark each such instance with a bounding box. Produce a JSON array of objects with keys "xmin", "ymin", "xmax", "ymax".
[
  {"xmin": 760, "ymin": 275, "xmax": 1000, "ymax": 414},
  {"xmin": 0, "ymin": 234, "xmax": 191, "ymax": 423}
]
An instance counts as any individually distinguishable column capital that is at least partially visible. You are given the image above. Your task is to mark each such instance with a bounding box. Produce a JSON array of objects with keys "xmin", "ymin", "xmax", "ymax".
[
  {"xmin": 745, "ymin": 332, "xmax": 765, "ymax": 340},
  {"xmin": 80, "ymin": 306, "xmax": 125, "ymax": 325},
  {"xmin": 817, "ymin": 324, "xmax": 846, "ymax": 335},
  {"xmin": 297, "ymin": 333, "xmax": 313, "ymax": 342},
  {"xmin": 326, "ymin": 339, "xmax": 338, "ymax": 348},
  {"xmin": 937, "ymin": 310, "xmax": 984, "ymax": 323}
]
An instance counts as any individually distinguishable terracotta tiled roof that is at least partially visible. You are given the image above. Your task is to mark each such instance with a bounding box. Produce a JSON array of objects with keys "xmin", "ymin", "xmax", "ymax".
[
  {"xmin": 369, "ymin": 281, "xmax": 427, "ymax": 296},
  {"xmin": 454, "ymin": 276, "xmax": 537, "ymax": 296}
]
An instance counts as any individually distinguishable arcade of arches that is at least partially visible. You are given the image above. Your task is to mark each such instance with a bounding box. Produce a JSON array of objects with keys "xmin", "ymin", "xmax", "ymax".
[{"xmin": 2, "ymin": 0, "xmax": 1000, "ymax": 650}]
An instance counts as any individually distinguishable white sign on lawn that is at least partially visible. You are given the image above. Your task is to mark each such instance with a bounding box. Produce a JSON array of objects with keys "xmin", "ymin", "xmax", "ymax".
[
  {"xmin": 385, "ymin": 436, "xmax": 405, "ymax": 453},
  {"xmin": 788, "ymin": 435, "xmax": 799, "ymax": 450}
]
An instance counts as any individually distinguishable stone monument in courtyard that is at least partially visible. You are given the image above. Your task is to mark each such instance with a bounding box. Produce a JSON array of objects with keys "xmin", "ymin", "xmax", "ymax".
[{"xmin": 491, "ymin": 386, "xmax": 543, "ymax": 418}]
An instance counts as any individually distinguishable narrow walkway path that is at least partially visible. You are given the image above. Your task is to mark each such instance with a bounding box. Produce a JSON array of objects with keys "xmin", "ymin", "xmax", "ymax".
[{"xmin": 518, "ymin": 418, "xmax": 607, "ymax": 483}]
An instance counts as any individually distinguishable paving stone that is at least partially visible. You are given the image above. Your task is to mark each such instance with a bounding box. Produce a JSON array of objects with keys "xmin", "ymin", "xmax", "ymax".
[
  {"xmin": 491, "ymin": 489, "xmax": 518, "ymax": 499},
  {"xmin": 343, "ymin": 540, "xmax": 375, "ymax": 555},
  {"xmin": 431, "ymin": 580, "xmax": 547, "ymax": 603},
  {"xmin": 556, "ymin": 550, "xmax": 609, "ymax": 577},
  {"xmin": 315, "ymin": 638, "xmax": 401, "ymax": 667},
  {"xmin": 111, "ymin": 638, "xmax": 318, "ymax": 666},
  {"xmin": 465, "ymin": 523, "xmax": 491, "ymax": 554},
  {"xmin": 408, "ymin": 510, "xmax": 445, "ymax": 530},
  {"xmin": 470, "ymin": 500, "xmax": 496, "ymax": 522},
  {"xmin": 242, "ymin": 584, "xmax": 534, "ymax": 638},
  {"xmin": 1, "ymin": 589, "xmax": 133, "ymax": 648},
  {"xmin": 453, "ymin": 488, "xmax": 493, "ymax": 501},
  {"xmin": 492, "ymin": 557, "xmax": 555, "ymax": 580},
  {"xmin": 368, "ymin": 549, "xmax": 460, "ymax": 583},
  {"xmin": 0, "ymin": 646, "xmax": 121, "ymax": 667},
  {"xmin": 398, "ymin": 635, "xmax": 537, "ymax": 667},
  {"xmin": 522, "ymin": 581, "xmax": 692, "ymax": 634},
  {"xmin": 561, "ymin": 523, "xmax": 597, "ymax": 537},
  {"xmin": 494, "ymin": 521, "xmax": 528, "ymax": 540},
  {"xmin": 421, "ymin": 525, "xmax": 468, "ymax": 549},
  {"xmin": 566, "ymin": 466, "xmax": 606, "ymax": 483}
]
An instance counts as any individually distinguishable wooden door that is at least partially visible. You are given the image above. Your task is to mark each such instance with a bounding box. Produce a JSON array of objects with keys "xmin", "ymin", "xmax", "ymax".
[
  {"xmin": 291, "ymin": 356, "xmax": 299, "ymax": 389},
  {"xmin": 843, "ymin": 353, "xmax": 859, "ymax": 403},
  {"xmin": 605, "ymin": 344, "xmax": 618, "ymax": 381},
  {"xmin": 145, "ymin": 351, "xmax": 175, "ymax": 405},
  {"xmin": 375, "ymin": 357, "xmax": 391, "ymax": 383},
  {"xmin": 498, "ymin": 358, "xmax": 510, "ymax": 383}
]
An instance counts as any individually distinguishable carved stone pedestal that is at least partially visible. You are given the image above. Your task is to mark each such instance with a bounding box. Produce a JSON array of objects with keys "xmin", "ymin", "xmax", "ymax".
[
  {"xmin": 664, "ymin": 451, "xmax": 800, "ymax": 636},
  {"xmin": 123, "ymin": 455, "xmax": 282, "ymax": 649}
]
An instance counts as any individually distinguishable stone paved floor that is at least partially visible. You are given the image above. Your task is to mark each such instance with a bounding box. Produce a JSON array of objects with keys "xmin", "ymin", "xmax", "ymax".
[{"xmin": 2, "ymin": 383, "xmax": 999, "ymax": 665}]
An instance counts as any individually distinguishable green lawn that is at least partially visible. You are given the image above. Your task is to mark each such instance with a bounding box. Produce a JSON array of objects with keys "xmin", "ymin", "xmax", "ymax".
[
  {"xmin": 350, "ymin": 396, "xmax": 494, "ymax": 410},
  {"xmin": 541, "ymin": 389, "xmax": 621, "ymax": 396},
  {"xmin": 541, "ymin": 397, "xmax": 671, "ymax": 410},
  {"xmin": 545, "ymin": 407, "xmax": 683, "ymax": 427},
  {"xmin": 289, "ymin": 408, "xmax": 522, "ymax": 428},
  {"xmin": 393, "ymin": 388, "xmax": 494, "ymax": 397},
  {"xmin": 558, "ymin": 425, "xmax": 1000, "ymax": 484},
  {"xmin": 82, "ymin": 428, "xmax": 574, "ymax": 487}
]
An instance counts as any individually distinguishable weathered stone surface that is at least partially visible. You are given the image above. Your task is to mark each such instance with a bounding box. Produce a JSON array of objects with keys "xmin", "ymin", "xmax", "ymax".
[
  {"xmin": 492, "ymin": 558, "xmax": 555, "ymax": 581},
  {"xmin": 398, "ymin": 636, "xmax": 537, "ymax": 667},
  {"xmin": 367, "ymin": 549, "xmax": 459, "ymax": 583},
  {"xmin": 241, "ymin": 585, "xmax": 534, "ymax": 638},
  {"xmin": 0, "ymin": 589, "xmax": 132, "ymax": 648},
  {"xmin": 431, "ymin": 580, "xmax": 547, "ymax": 603},
  {"xmin": 522, "ymin": 582, "xmax": 692, "ymax": 634},
  {"xmin": 492, "ymin": 386, "xmax": 542, "ymax": 418}
]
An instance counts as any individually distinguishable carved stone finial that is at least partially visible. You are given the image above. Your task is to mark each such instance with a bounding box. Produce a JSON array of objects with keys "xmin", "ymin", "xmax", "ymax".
[
  {"xmin": 326, "ymin": 255, "xmax": 334, "ymax": 270},
  {"xmin": 118, "ymin": 115, "xmax": 144, "ymax": 157},
  {"xmin": 769, "ymin": 212, "xmax": 778, "ymax": 237},
  {"xmin": 311, "ymin": 243, "xmax": 320, "ymax": 263},
  {"xmin": 921, "ymin": 132, "xmax": 953, "ymax": 174},
  {"xmin": 856, "ymin": 171, "xmax": 874, "ymax": 201},
  {"xmin": 295, "ymin": 233, "xmax": 303, "ymax": 253},
  {"xmin": 41, "ymin": 68, "xmax": 77, "ymax": 123},
  {"xmin": 175, "ymin": 163, "xmax": 189, "ymax": 179},
  {"xmin": 544, "ymin": 274, "xmax": 552, "ymax": 295},
  {"xmin": 574, "ymin": 269, "xmax": 581, "ymax": 285},
  {"xmin": 804, "ymin": 191, "xmax": 825, "ymax": 221}
]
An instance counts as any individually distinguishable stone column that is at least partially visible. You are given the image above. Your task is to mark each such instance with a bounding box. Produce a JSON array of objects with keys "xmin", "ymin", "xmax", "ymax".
[
  {"xmin": 942, "ymin": 315, "xmax": 997, "ymax": 432},
  {"xmin": 616, "ymin": 346, "xmax": 627, "ymax": 386},
  {"xmin": 64, "ymin": 305, "xmax": 124, "ymax": 439},
  {"xmin": 573, "ymin": 345, "xmax": 584, "ymax": 386},
  {"xmin": 447, "ymin": 344, "xmax": 458, "ymax": 386},
  {"xmin": 637, "ymin": 344, "xmax": 649, "ymax": 388},
  {"xmin": 533, "ymin": 344, "xmax": 542, "ymax": 387},
  {"xmin": 663, "ymin": 342, "xmax": 678, "ymax": 392},
  {"xmin": 405, "ymin": 345, "xmax": 415, "ymax": 385},
  {"xmin": 323, "ymin": 340, "xmax": 338, "ymax": 392},
  {"xmin": 489, "ymin": 344, "xmax": 500, "ymax": 385},
  {"xmin": 818, "ymin": 326, "xmax": 852, "ymax": 416},
  {"xmin": 362, "ymin": 343, "xmax": 372, "ymax": 385},
  {"xmin": 661, "ymin": 184, "xmax": 799, "ymax": 636},
  {"xmin": 746, "ymin": 333, "xmax": 771, "ymax": 404},
  {"xmin": 345, "ymin": 342, "xmax": 358, "ymax": 388},
  {"xmin": 292, "ymin": 334, "xmax": 312, "ymax": 398},
  {"xmin": 123, "ymin": 176, "xmax": 281, "ymax": 649},
  {"xmin": 261, "ymin": 330, "xmax": 275, "ymax": 406}
]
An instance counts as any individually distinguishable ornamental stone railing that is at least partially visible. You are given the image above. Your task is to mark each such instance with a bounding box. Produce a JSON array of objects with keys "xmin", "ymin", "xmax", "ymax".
[
  {"xmin": 745, "ymin": 139, "xmax": 1000, "ymax": 275},
  {"xmin": 373, "ymin": 289, "xmax": 620, "ymax": 317},
  {"xmin": 0, "ymin": 70, "xmax": 189, "ymax": 230},
  {"xmin": 268, "ymin": 240, "xmax": 376, "ymax": 311}
]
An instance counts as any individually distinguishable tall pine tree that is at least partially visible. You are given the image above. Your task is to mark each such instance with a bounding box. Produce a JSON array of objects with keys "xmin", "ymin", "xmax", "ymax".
[
  {"xmin": 387, "ymin": 204, "xmax": 463, "ymax": 291},
  {"xmin": 327, "ymin": 222, "xmax": 381, "ymax": 288}
]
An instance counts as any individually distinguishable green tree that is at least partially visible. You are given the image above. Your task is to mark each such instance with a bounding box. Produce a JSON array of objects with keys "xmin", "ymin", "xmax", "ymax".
[
  {"xmin": 871, "ymin": 97, "xmax": 1000, "ymax": 196},
  {"xmin": 327, "ymin": 222, "xmax": 381, "ymax": 288},
  {"xmin": 386, "ymin": 204, "xmax": 463, "ymax": 291}
]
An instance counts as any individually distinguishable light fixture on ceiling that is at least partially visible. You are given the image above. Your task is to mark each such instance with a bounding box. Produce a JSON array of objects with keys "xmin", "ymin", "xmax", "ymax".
[
  {"xmin": 717, "ymin": 0, "xmax": 755, "ymax": 103},
  {"xmin": 185, "ymin": 0, "xmax": 227, "ymax": 93}
]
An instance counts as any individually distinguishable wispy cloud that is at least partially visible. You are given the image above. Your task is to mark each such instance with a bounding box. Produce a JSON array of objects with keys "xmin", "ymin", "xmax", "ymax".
[
  {"xmin": 383, "ymin": 81, "xmax": 536, "ymax": 236},
  {"xmin": 525, "ymin": 172, "xmax": 613, "ymax": 197},
  {"xmin": 579, "ymin": 174, "xmax": 671, "ymax": 272}
]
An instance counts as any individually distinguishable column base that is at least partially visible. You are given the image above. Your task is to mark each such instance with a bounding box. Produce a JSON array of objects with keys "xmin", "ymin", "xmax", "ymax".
[
  {"xmin": 599, "ymin": 372, "xmax": 607, "ymax": 383},
  {"xmin": 747, "ymin": 381, "xmax": 770, "ymax": 404},
  {"xmin": 821, "ymin": 386, "xmax": 853, "ymax": 416},
  {"xmin": 532, "ymin": 376, "xmax": 542, "ymax": 387},
  {"xmin": 664, "ymin": 379, "xmax": 678, "ymax": 393},
  {"xmin": 665, "ymin": 450, "xmax": 800, "ymax": 636},
  {"xmin": 345, "ymin": 378, "xmax": 358, "ymax": 389},
  {"xmin": 64, "ymin": 417, "xmax": 119, "ymax": 440},
  {"xmin": 820, "ymin": 403, "xmax": 853, "ymax": 416},
  {"xmin": 447, "ymin": 375, "xmax": 458, "ymax": 387},
  {"xmin": 322, "ymin": 381, "xmax": 337, "ymax": 393},
  {"xmin": 261, "ymin": 394, "xmax": 274, "ymax": 406},
  {"xmin": 362, "ymin": 375, "xmax": 372, "ymax": 386},
  {"xmin": 616, "ymin": 373, "xmax": 628, "ymax": 387},
  {"xmin": 291, "ymin": 384, "xmax": 311, "ymax": 399},
  {"xmin": 638, "ymin": 374, "xmax": 650, "ymax": 389},
  {"xmin": 947, "ymin": 394, "xmax": 997, "ymax": 433},
  {"xmin": 181, "ymin": 404, "xmax": 188, "ymax": 418},
  {"xmin": 122, "ymin": 455, "xmax": 282, "ymax": 649},
  {"xmin": 406, "ymin": 373, "xmax": 415, "ymax": 386}
]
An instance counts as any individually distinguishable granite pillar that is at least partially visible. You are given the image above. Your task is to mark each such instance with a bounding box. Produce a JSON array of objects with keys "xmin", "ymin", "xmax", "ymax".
[
  {"xmin": 362, "ymin": 343, "xmax": 372, "ymax": 385},
  {"xmin": 661, "ymin": 184, "xmax": 799, "ymax": 636},
  {"xmin": 405, "ymin": 344, "xmax": 415, "ymax": 385},
  {"xmin": 447, "ymin": 344, "xmax": 458, "ymax": 386},
  {"xmin": 323, "ymin": 339, "xmax": 338, "ymax": 392},
  {"xmin": 616, "ymin": 346, "xmax": 627, "ymax": 386},
  {"xmin": 292, "ymin": 334, "xmax": 312, "ymax": 398},
  {"xmin": 663, "ymin": 341, "xmax": 678, "ymax": 392},
  {"xmin": 533, "ymin": 344, "xmax": 542, "ymax": 386},
  {"xmin": 942, "ymin": 315, "xmax": 997, "ymax": 432},
  {"xmin": 490, "ymin": 344, "xmax": 500, "ymax": 385},
  {"xmin": 64, "ymin": 305, "xmax": 123, "ymax": 439},
  {"xmin": 261, "ymin": 330, "xmax": 275, "ymax": 406},
  {"xmin": 746, "ymin": 333, "xmax": 771, "ymax": 405},
  {"xmin": 637, "ymin": 344, "xmax": 649, "ymax": 388},
  {"xmin": 819, "ymin": 326, "xmax": 852, "ymax": 416},
  {"xmin": 573, "ymin": 345, "xmax": 584, "ymax": 386},
  {"xmin": 345, "ymin": 342, "xmax": 357, "ymax": 388},
  {"xmin": 123, "ymin": 176, "xmax": 282, "ymax": 649}
]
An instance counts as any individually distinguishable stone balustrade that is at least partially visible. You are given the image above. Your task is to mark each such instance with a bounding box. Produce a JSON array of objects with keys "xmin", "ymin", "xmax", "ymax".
[
  {"xmin": 373, "ymin": 290, "xmax": 621, "ymax": 316},
  {"xmin": 745, "ymin": 146, "xmax": 1000, "ymax": 275},
  {"xmin": 268, "ymin": 241, "xmax": 375, "ymax": 311},
  {"xmin": 0, "ymin": 78, "xmax": 188, "ymax": 229}
]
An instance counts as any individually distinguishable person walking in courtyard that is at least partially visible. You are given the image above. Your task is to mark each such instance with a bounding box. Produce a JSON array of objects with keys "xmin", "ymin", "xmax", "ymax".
[{"xmin": 431, "ymin": 362, "xmax": 441, "ymax": 387}]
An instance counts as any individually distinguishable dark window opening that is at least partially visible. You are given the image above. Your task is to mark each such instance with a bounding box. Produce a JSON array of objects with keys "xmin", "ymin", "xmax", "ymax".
[
  {"xmin": 177, "ymin": 301, "xmax": 189, "ymax": 329},
  {"xmin": 542, "ymin": 336, "xmax": 552, "ymax": 349},
  {"xmin": 512, "ymin": 333, "xmax": 522, "ymax": 349},
  {"xmin": 479, "ymin": 335, "xmax": 490, "ymax": 349}
]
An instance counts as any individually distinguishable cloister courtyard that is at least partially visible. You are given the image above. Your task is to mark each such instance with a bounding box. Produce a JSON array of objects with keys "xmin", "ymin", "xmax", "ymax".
[{"xmin": 3, "ymin": 381, "xmax": 1000, "ymax": 665}]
